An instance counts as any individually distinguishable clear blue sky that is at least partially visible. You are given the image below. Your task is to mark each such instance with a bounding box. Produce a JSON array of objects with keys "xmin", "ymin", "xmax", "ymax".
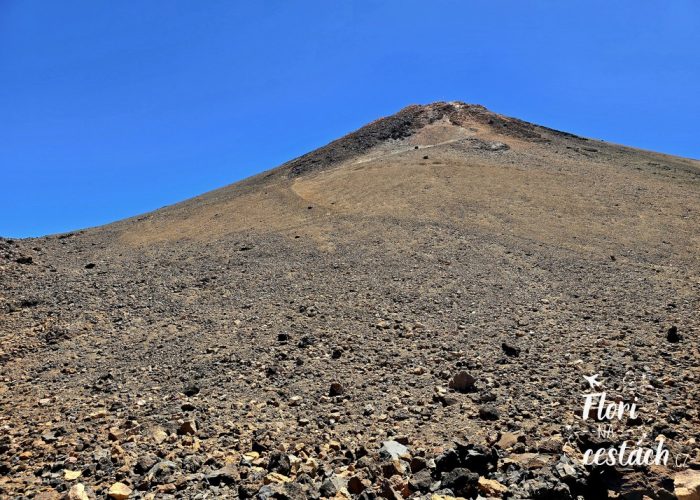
[{"xmin": 2, "ymin": 1, "xmax": 698, "ymax": 237}]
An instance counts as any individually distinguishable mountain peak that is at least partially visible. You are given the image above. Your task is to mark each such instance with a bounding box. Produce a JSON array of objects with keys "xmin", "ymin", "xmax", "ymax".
[{"xmin": 282, "ymin": 101, "xmax": 560, "ymax": 177}]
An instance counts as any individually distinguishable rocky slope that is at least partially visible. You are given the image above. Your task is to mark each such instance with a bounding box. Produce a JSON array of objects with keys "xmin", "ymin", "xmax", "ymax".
[{"xmin": 1, "ymin": 102, "xmax": 699, "ymax": 499}]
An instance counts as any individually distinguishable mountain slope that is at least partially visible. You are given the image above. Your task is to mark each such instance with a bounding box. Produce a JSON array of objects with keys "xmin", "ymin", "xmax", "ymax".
[{"xmin": 1, "ymin": 102, "xmax": 699, "ymax": 499}]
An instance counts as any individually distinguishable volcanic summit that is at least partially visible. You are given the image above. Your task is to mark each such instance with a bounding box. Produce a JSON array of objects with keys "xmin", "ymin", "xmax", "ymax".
[{"xmin": 1, "ymin": 102, "xmax": 699, "ymax": 499}]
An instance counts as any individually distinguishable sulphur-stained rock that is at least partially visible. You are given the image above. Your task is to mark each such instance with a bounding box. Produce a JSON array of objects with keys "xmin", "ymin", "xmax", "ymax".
[
  {"xmin": 675, "ymin": 469, "xmax": 700, "ymax": 500},
  {"xmin": 107, "ymin": 482, "xmax": 132, "ymax": 500}
]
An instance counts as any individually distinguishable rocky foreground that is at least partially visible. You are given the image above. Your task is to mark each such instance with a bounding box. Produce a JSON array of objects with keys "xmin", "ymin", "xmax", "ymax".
[{"xmin": 1, "ymin": 103, "xmax": 699, "ymax": 499}]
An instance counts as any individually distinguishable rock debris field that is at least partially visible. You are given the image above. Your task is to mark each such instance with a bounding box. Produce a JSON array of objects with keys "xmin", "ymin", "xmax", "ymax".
[{"xmin": 1, "ymin": 103, "xmax": 699, "ymax": 499}]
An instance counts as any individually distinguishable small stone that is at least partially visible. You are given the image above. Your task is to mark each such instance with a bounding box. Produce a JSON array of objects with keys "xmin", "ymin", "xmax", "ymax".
[
  {"xmin": 34, "ymin": 491, "xmax": 61, "ymax": 500},
  {"xmin": 379, "ymin": 440, "xmax": 409, "ymax": 460},
  {"xmin": 205, "ymin": 465, "xmax": 239, "ymax": 485},
  {"xmin": 410, "ymin": 456, "xmax": 428, "ymax": 473},
  {"xmin": 178, "ymin": 420, "xmax": 197, "ymax": 435},
  {"xmin": 537, "ymin": 437, "xmax": 563, "ymax": 454},
  {"xmin": 448, "ymin": 371, "xmax": 476, "ymax": 393},
  {"xmin": 381, "ymin": 460, "xmax": 405, "ymax": 478},
  {"xmin": 320, "ymin": 478, "xmax": 338, "ymax": 497},
  {"xmin": 151, "ymin": 428, "xmax": 168, "ymax": 444},
  {"xmin": 329, "ymin": 382, "xmax": 344, "ymax": 396},
  {"xmin": 68, "ymin": 483, "xmax": 90, "ymax": 500},
  {"xmin": 455, "ymin": 442, "xmax": 498, "ymax": 474},
  {"xmin": 348, "ymin": 475, "xmax": 369, "ymax": 495},
  {"xmin": 87, "ymin": 409, "xmax": 108, "ymax": 420},
  {"xmin": 501, "ymin": 342, "xmax": 520, "ymax": 357},
  {"xmin": 64, "ymin": 469, "xmax": 82, "ymax": 480},
  {"xmin": 268, "ymin": 451, "xmax": 292, "ymax": 475},
  {"xmin": 156, "ymin": 484, "xmax": 176, "ymax": 494},
  {"xmin": 183, "ymin": 384, "xmax": 200, "ymax": 397},
  {"xmin": 674, "ymin": 468, "xmax": 700, "ymax": 500},
  {"xmin": 108, "ymin": 427, "xmax": 123, "ymax": 441},
  {"xmin": 134, "ymin": 453, "xmax": 159, "ymax": 475},
  {"xmin": 488, "ymin": 141, "xmax": 509, "ymax": 151},
  {"xmin": 441, "ymin": 468, "xmax": 479, "ymax": 498},
  {"xmin": 147, "ymin": 460, "xmax": 179, "ymax": 485},
  {"xmin": 41, "ymin": 430, "xmax": 57, "ymax": 442},
  {"xmin": 409, "ymin": 468, "xmax": 433, "ymax": 492},
  {"xmin": 479, "ymin": 406, "xmax": 500, "ymax": 420},
  {"xmin": 389, "ymin": 474, "xmax": 410, "ymax": 497},
  {"xmin": 667, "ymin": 325, "xmax": 681, "ymax": 343},
  {"xmin": 478, "ymin": 477, "xmax": 508, "ymax": 497},
  {"xmin": 496, "ymin": 431, "xmax": 519, "ymax": 449},
  {"xmin": 108, "ymin": 482, "xmax": 132, "ymax": 500},
  {"xmin": 554, "ymin": 461, "xmax": 577, "ymax": 481},
  {"xmin": 264, "ymin": 472, "xmax": 291, "ymax": 484},
  {"xmin": 505, "ymin": 452, "xmax": 551, "ymax": 470},
  {"xmin": 381, "ymin": 479, "xmax": 403, "ymax": 500}
]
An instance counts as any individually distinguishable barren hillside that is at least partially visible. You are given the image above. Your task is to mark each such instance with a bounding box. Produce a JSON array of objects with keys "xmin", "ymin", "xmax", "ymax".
[{"xmin": 1, "ymin": 102, "xmax": 699, "ymax": 499}]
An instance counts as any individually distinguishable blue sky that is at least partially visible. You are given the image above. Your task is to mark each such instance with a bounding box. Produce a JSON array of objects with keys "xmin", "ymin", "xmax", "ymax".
[{"xmin": 2, "ymin": 1, "xmax": 698, "ymax": 237}]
